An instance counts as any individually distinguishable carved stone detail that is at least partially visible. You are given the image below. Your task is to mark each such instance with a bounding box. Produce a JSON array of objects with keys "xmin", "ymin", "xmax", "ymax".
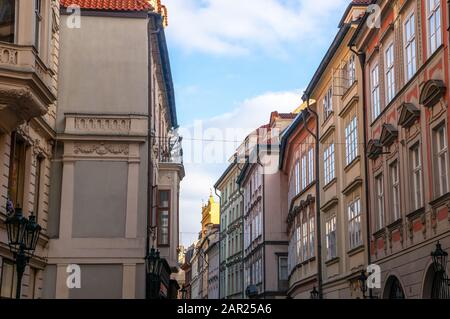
[
  {"xmin": 73, "ymin": 142, "xmax": 129, "ymax": 156},
  {"xmin": 74, "ymin": 117, "xmax": 132, "ymax": 132},
  {"xmin": 0, "ymin": 46, "xmax": 18, "ymax": 65}
]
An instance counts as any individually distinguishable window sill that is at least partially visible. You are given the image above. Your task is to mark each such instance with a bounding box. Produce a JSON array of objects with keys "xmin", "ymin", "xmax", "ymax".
[
  {"xmin": 323, "ymin": 178, "xmax": 337, "ymax": 191},
  {"xmin": 429, "ymin": 192, "xmax": 450, "ymax": 208},
  {"xmin": 372, "ymin": 227, "xmax": 386, "ymax": 239},
  {"xmin": 325, "ymin": 257, "xmax": 339, "ymax": 267},
  {"xmin": 386, "ymin": 218, "xmax": 403, "ymax": 231},
  {"xmin": 322, "ymin": 112, "xmax": 334, "ymax": 128},
  {"xmin": 301, "ymin": 256, "xmax": 316, "ymax": 266},
  {"xmin": 341, "ymin": 81, "xmax": 358, "ymax": 102},
  {"xmin": 347, "ymin": 245, "xmax": 365, "ymax": 257},
  {"xmin": 344, "ymin": 155, "xmax": 361, "ymax": 173},
  {"xmin": 406, "ymin": 206, "xmax": 425, "ymax": 220}
]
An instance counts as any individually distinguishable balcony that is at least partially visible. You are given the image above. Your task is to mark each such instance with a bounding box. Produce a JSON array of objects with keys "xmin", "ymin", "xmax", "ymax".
[
  {"xmin": 158, "ymin": 132, "xmax": 183, "ymax": 165},
  {"xmin": 0, "ymin": 42, "xmax": 56, "ymax": 133}
]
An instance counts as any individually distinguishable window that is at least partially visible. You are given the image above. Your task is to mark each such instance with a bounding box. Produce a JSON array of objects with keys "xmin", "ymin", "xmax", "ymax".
[
  {"xmin": 34, "ymin": 156, "xmax": 44, "ymax": 218},
  {"xmin": 8, "ymin": 133, "xmax": 27, "ymax": 208},
  {"xmin": 410, "ymin": 144, "xmax": 423, "ymax": 210},
  {"xmin": 376, "ymin": 174, "xmax": 385, "ymax": 230},
  {"xmin": 404, "ymin": 13, "xmax": 417, "ymax": 81},
  {"xmin": 345, "ymin": 116, "xmax": 358, "ymax": 165},
  {"xmin": 278, "ymin": 256, "xmax": 288, "ymax": 291},
  {"xmin": 308, "ymin": 148, "xmax": 314, "ymax": 184},
  {"xmin": 0, "ymin": 0, "xmax": 15, "ymax": 43},
  {"xmin": 29, "ymin": 268, "xmax": 37, "ymax": 299},
  {"xmin": 323, "ymin": 87, "xmax": 333, "ymax": 120},
  {"xmin": 324, "ymin": 143, "xmax": 335, "ymax": 185},
  {"xmin": 385, "ymin": 43, "xmax": 395, "ymax": 103},
  {"xmin": 435, "ymin": 125, "xmax": 448, "ymax": 196},
  {"xmin": 309, "ymin": 214, "xmax": 315, "ymax": 257},
  {"xmin": 157, "ymin": 190, "xmax": 170, "ymax": 245},
  {"xmin": 427, "ymin": 0, "xmax": 442, "ymax": 55},
  {"xmin": 302, "ymin": 218, "xmax": 308, "ymax": 260},
  {"xmin": 390, "ymin": 161, "xmax": 401, "ymax": 221},
  {"xmin": 34, "ymin": 0, "xmax": 42, "ymax": 51},
  {"xmin": 301, "ymin": 155, "xmax": 307, "ymax": 190},
  {"xmin": 371, "ymin": 64, "xmax": 381, "ymax": 120},
  {"xmin": 295, "ymin": 160, "xmax": 300, "ymax": 195},
  {"xmin": 348, "ymin": 199, "xmax": 362, "ymax": 249},
  {"xmin": 296, "ymin": 226, "xmax": 301, "ymax": 262},
  {"xmin": 1, "ymin": 259, "xmax": 17, "ymax": 298},
  {"xmin": 326, "ymin": 216, "xmax": 337, "ymax": 260},
  {"xmin": 348, "ymin": 54, "xmax": 356, "ymax": 87}
]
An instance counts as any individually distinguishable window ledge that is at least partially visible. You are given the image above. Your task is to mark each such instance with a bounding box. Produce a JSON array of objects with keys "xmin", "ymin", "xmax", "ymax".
[
  {"xmin": 325, "ymin": 257, "xmax": 340, "ymax": 267},
  {"xmin": 406, "ymin": 206, "xmax": 425, "ymax": 220},
  {"xmin": 323, "ymin": 177, "xmax": 337, "ymax": 191},
  {"xmin": 344, "ymin": 155, "xmax": 361, "ymax": 173},
  {"xmin": 386, "ymin": 218, "xmax": 403, "ymax": 231},
  {"xmin": 347, "ymin": 245, "xmax": 365, "ymax": 257},
  {"xmin": 429, "ymin": 192, "xmax": 450, "ymax": 208},
  {"xmin": 372, "ymin": 227, "xmax": 386, "ymax": 239}
]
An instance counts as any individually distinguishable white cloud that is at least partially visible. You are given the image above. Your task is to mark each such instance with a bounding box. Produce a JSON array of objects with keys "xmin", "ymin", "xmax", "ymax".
[
  {"xmin": 179, "ymin": 89, "xmax": 301, "ymax": 246},
  {"xmin": 164, "ymin": 0, "xmax": 348, "ymax": 56}
]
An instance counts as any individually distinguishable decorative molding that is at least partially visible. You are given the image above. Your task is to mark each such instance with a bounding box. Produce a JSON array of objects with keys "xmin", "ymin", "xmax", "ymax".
[
  {"xmin": 73, "ymin": 142, "xmax": 129, "ymax": 156},
  {"xmin": 0, "ymin": 46, "xmax": 18, "ymax": 65},
  {"xmin": 419, "ymin": 79, "xmax": 446, "ymax": 108}
]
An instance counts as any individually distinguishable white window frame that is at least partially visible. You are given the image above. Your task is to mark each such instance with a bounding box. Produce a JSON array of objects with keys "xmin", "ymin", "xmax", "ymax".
[
  {"xmin": 295, "ymin": 160, "xmax": 300, "ymax": 195},
  {"xmin": 345, "ymin": 116, "xmax": 358, "ymax": 165},
  {"xmin": 371, "ymin": 64, "xmax": 381, "ymax": 121},
  {"xmin": 324, "ymin": 143, "xmax": 335, "ymax": 185},
  {"xmin": 427, "ymin": 0, "xmax": 442, "ymax": 56},
  {"xmin": 348, "ymin": 54, "xmax": 356, "ymax": 87},
  {"xmin": 390, "ymin": 161, "xmax": 401, "ymax": 221},
  {"xmin": 435, "ymin": 124, "xmax": 448, "ymax": 196},
  {"xmin": 376, "ymin": 174, "xmax": 385, "ymax": 230},
  {"xmin": 348, "ymin": 198, "xmax": 362, "ymax": 249},
  {"xmin": 301, "ymin": 155, "xmax": 307, "ymax": 190},
  {"xmin": 323, "ymin": 87, "xmax": 333, "ymax": 120},
  {"xmin": 385, "ymin": 42, "xmax": 395, "ymax": 104},
  {"xmin": 325, "ymin": 216, "xmax": 337, "ymax": 260},
  {"xmin": 309, "ymin": 213, "xmax": 315, "ymax": 257},
  {"xmin": 411, "ymin": 144, "xmax": 423, "ymax": 210},
  {"xmin": 302, "ymin": 218, "xmax": 308, "ymax": 261},
  {"xmin": 404, "ymin": 11, "xmax": 417, "ymax": 81},
  {"xmin": 308, "ymin": 148, "xmax": 314, "ymax": 184}
]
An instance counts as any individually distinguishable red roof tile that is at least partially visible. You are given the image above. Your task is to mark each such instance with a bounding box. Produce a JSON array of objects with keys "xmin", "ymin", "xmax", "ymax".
[{"xmin": 60, "ymin": 0, "xmax": 152, "ymax": 11}]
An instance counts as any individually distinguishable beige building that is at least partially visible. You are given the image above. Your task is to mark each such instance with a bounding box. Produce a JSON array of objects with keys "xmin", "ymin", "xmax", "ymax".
[
  {"xmin": 0, "ymin": 0, "xmax": 60, "ymax": 298},
  {"xmin": 42, "ymin": 0, "xmax": 183, "ymax": 299},
  {"xmin": 303, "ymin": 1, "xmax": 371, "ymax": 298}
]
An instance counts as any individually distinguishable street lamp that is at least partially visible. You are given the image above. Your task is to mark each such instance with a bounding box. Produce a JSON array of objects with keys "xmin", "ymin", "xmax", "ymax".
[
  {"xmin": 4, "ymin": 205, "xmax": 42, "ymax": 299},
  {"xmin": 310, "ymin": 286, "xmax": 319, "ymax": 299},
  {"xmin": 431, "ymin": 241, "xmax": 448, "ymax": 274},
  {"xmin": 358, "ymin": 270, "xmax": 368, "ymax": 299},
  {"xmin": 146, "ymin": 247, "xmax": 163, "ymax": 299}
]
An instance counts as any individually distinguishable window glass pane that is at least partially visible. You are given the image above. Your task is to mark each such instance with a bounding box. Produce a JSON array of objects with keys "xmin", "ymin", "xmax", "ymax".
[
  {"xmin": 159, "ymin": 191, "xmax": 169, "ymax": 208},
  {"xmin": 1, "ymin": 260, "xmax": 16, "ymax": 298},
  {"xmin": 0, "ymin": 0, "xmax": 15, "ymax": 43}
]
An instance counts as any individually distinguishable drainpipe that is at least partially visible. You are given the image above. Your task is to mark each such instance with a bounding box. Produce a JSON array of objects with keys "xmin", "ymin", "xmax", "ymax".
[
  {"xmin": 146, "ymin": 14, "xmax": 161, "ymax": 299},
  {"xmin": 302, "ymin": 94, "xmax": 323, "ymax": 299},
  {"xmin": 236, "ymin": 158, "xmax": 247, "ymax": 299},
  {"xmin": 350, "ymin": 46, "xmax": 373, "ymax": 298}
]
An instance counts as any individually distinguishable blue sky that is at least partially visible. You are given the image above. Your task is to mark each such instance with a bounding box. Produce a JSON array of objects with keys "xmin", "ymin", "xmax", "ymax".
[{"xmin": 163, "ymin": 0, "xmax": 350, "ymax": 246}]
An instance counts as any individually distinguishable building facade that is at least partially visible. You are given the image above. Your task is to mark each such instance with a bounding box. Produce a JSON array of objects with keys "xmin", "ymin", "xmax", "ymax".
[
  {"xmin": 42, "ymin": 0, "xmax": 183, "ymax": 299},
  {"xmin": 214, "ymin": 159, "xmax": 244, "ymax": 299},
  {"xmin": 303, "ymin": 1, "xmax": 371, "ymax": 299},
  {"xmin": 0, "ymin": 0, "xmax": 60, "ymax": 299},
  {"xmin": 238, "ymin": 112, "xmax": 295, "ymax": 299},
  {"xmin": 279, "ymin": 103, "xmax": 319, "ymax": 299},
  {"xmin": 353, "ymin": 0, "xmax": 450, "ymax": 299}
]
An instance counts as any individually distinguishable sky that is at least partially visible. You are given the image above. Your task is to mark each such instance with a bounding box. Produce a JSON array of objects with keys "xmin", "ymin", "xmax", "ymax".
[{"xmin": 163, "ymin": 0, "xmax": 350, "ymax": 247}]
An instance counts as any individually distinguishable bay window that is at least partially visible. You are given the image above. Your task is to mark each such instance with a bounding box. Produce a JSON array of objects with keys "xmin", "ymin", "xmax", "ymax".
[
  {"xmin": 34, "ymin": 0, "xmax": 43, "ymax": 51},
  {"xmin": 302, "ymin": 218, "xmax": 308, "ymax": 260},
  {"xmin": 0, "ymin": 0, "xmax": 15, "ymax": 43},
  {"xmin": 295, "ymin": 160, "xmax": 300, "ymax": 195},
  {"xmin": 427, "ymin": 0, "xmax": 442, "ymax": 55},
  {"xmin": 157, "ymin": 190, "xmax": 170, "ymax": 246},
  {"xmin": 404, "ymin": 12, "xmax": 416, "ymax": 81}
]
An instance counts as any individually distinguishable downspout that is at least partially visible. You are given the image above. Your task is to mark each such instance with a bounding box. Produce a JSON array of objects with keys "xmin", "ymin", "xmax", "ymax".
[
  {"xmin": 146, "ymin": 14, "xmax": 161, "ymax": 299},
  {"xmin": 236, "ymin": 158, "xmax": 247, "ymax": 299},
  {"xmin": 350, "ymin": 46, "xmax": 373, "ymax": 298},
  {"xmin": 213, "ymin": 187, "xmax": 222, "ymax": 299},
  {"xmin": 302, "ymin": 94, "xmax": 323, "ymax": 299}
]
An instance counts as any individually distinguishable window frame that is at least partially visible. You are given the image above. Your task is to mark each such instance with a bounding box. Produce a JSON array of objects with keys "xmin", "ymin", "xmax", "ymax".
[
  {"xmin": 390, "ymin": 161, "xmax": 401, "ymax": 222},
  {"xmin": 375, "ymin": 173, "xmax": 385, "ymax": 230},
  {"xmin": 404, "ymin": 11, "xmax": 417, "ymax": 81},
  {"xmin": 345, "ymin": 116, "xmax": 358, "ymax": 165},
  {"xmin": 371, "ymin": 63, "xmax": 381, "ymax": 121},
  {"xmin": 348, "ymin": 198, "xmax": 362, "ymax": 249},
  {"xmin": 426, "ymin": 0, "xmax": 442, "ymax": 56},
  {"xmin": 157, "ymin": 189, "xmax": 171, "ymax": 246},
  {"xmin": 410, "ymin": 143, "xmax": 423, "ymax": 211},
  {"xmin": 434, "ymin": 124, "xmax": 448, "ymax": 197},
  {"xmin": 323, "ymin": 87, "xmax": 333, "ymax": 121},
  {"xmin": 325, "ymin": 216, "xmax": 337, "ymax": 260},
  {"xmin": 0, "ymin": 259, "xmax": 17, "ymax": 299},
  {"xmin": 324, "ymin": 143, "xmax": 335, "ymax": 185},
  {"xmin": 384, "ymin": 42, "xmax": 395, "ymax": 104}
]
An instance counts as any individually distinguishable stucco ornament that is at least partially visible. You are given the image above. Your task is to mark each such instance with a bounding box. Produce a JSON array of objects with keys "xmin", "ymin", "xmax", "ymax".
[{"xmin": 74, "ymin": 142, "xmax": 129, "ymax": 156}]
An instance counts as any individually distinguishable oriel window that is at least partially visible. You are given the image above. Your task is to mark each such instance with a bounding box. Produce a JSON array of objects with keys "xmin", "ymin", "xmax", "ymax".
[
  {"xmin": 34, "ymin": 0, "xmax": 42, "ymax": 51},
  {"xmin": 0, "ymin": 0, "xmax": 15, "ymax": 43}
]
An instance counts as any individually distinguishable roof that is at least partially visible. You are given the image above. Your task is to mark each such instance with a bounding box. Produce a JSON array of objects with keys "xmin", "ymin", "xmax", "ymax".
[
  {"xmin": 278, "ymin": 111, "xmax": 309, "ymax": 169},
  {"xmin": 60, "ymin": 0, "xmax": 152, "ymax": 11}
]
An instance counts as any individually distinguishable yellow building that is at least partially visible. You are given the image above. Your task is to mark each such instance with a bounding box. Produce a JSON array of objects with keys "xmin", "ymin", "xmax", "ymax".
[{"xmin": 201, "ymin": 194, "xmax": 220, "ymax": 238}]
